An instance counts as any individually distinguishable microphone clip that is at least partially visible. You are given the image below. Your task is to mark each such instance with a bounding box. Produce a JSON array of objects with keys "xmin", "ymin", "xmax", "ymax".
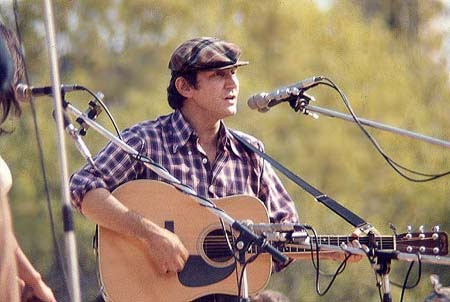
[
  {"xmin": 75, "ymin": 92, "xmax": 104, "ymax": 136},
  {"xmin": 289, "ymin": 92, "xmax": 319, "ymax": 119}
]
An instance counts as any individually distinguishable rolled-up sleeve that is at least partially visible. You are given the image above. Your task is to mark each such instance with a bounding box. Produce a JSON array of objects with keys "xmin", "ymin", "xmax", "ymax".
[{"xmin": 69, "ymin": 129, "xmax": 145, "ymax": 212}]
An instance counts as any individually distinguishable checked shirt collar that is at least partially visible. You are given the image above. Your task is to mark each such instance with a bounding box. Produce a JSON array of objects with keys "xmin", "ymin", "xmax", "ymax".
[{"xmin": 166, "ymin": 109, "xmax": 241, "ymax": 159}]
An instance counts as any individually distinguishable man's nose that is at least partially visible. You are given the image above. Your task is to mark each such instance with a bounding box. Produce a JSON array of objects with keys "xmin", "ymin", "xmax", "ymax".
[{"xmin": 225, "ymin": 73, "xmax": 238, "ymax": 88}]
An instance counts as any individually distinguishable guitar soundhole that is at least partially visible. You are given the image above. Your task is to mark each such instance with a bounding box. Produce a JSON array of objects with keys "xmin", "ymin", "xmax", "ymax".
[{"xmin": 203, "ymin": 229, "xmax": 234, "ymax": 263}]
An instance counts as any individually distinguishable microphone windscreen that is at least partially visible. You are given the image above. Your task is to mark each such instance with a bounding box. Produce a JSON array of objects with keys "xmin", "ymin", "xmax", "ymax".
[{"xmin": 0, "ymin": 38, "xmax": 13, "ymax": 93}]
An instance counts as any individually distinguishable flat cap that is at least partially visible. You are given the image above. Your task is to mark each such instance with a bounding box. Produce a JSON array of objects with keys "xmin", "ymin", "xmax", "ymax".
[{"xmin": 168, "ymin": 37, "xmax": 249, "ymax": 73}]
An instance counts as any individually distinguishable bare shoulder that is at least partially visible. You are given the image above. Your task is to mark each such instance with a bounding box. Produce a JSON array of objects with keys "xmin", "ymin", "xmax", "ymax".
[{"xmin": 0, "ymin": 155, "xmax": 12, "ymax": 196}]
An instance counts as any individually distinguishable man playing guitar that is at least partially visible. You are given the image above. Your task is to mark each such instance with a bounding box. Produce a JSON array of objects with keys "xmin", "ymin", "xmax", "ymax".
[{"xmin": 70, "ymin": 37, "xmax": 355, "ymax": 301}]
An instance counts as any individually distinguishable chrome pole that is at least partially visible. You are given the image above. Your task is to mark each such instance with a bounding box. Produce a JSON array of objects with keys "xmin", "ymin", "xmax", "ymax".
[{"xmin": 42, "ymin": 1, "xmax": 81, "ymax": 301}]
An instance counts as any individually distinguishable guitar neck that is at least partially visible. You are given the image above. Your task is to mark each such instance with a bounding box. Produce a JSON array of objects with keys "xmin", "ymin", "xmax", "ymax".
[
  {"xmin": 252, "ymin": 230, "xmax": 448, "ymax": 259},
  {"xmin": 312, "ymin": 235, "xmax": 395, "ymax": 250},
  {"xmin": 281, "ymin": 235, "xmax": 396, "ymax": 253},
  {"xmin": 256, "ymin": 235, "xmax": 396, "ymax": 259}
]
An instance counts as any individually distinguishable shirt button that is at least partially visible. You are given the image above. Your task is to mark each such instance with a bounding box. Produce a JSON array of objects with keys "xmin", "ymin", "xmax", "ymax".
[
  {"xmin": 188, "ymin": 151, "xmax": 192, "ymax": 155},
  {"xmin": 202, "ymin": 158, "xmax": 208, "ymax": 164}
]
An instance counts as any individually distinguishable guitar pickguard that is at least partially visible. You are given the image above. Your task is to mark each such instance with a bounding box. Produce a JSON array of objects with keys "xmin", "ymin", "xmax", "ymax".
[{"xmin": 178, "ymin": 255, "xmax": 236, "ymax": 287}]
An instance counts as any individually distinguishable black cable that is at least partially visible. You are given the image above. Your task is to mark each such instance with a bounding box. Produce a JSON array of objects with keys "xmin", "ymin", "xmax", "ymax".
[
  {"xmin": 305, "ymin": 226, "xmax": 321, "ymax": 272},
  {"xmin": 399, "ymin": 253, "xmax": 422, "ymax": 302},
  {"xmin": 316, "ymin": 253, "xmax": 351, "ymax": 296},
  {"xmin": 302, "ymin": 225, "xmax": 351, "ymax": 296},
  {"xmin": 78, "ymin": 86, "xmax": 122, "ymax": 140},
  {"xmin": 12, "ymin": 1, "xmax": 70, "ymax": 298},
  {"xmin": 304, "ymin": 225, "xmax": 347, "ymax": 276},
  {"xmin": 390, "ymin": 256, "xmax": 422, "ymax": 289},
  {"xmin": 311, "ymin": 78, "xmax": 450, "ymax": 182},
  {"xmin": 237, "ymin": 240, "xmax": 260, "ymax": 299}
]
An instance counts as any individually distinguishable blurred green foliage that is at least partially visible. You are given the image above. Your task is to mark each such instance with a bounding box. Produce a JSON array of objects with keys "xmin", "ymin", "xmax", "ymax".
[{"xmin": 1, "ymin": 1, "xmax": 449, "ymax": 301}]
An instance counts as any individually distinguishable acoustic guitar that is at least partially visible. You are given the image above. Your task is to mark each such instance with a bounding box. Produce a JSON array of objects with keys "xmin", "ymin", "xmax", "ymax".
[{"xmin": 97, "ymin": 180, "xmax": 448, "ymax": 302}]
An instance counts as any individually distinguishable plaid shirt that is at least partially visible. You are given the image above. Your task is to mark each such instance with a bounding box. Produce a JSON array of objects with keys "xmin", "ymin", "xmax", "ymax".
[{"xmin": 69, "ymin": 110, "xmax": 298, "ymax": 223}]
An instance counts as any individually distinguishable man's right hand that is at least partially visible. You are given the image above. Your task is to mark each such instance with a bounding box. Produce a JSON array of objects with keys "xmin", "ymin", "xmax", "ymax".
[
  {"xmin": 143, "ymin": 226, "xmax": 189, "ymax": 275},
  {"xmin": 82, "ymin": 188, "xmax": 190, "ymax": 275}
]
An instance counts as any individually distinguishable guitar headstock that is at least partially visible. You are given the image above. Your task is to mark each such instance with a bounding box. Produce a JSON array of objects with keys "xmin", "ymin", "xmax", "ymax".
[{"xmin": 396, "ymin": 228, "xmax": 448, "ymax": 256}]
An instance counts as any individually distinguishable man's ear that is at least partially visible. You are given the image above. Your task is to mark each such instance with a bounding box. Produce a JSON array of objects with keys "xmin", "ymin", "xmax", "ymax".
[{"xmin": 175, "ymin": 77, "xmax": 193, "ymax": 98}]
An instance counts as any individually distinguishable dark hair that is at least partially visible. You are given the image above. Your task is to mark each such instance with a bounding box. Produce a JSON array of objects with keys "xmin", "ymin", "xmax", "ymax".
[
  {"xmin": 0, "ymin": 23, "xmax": 25, "ymax": 134},
  {"xmin": 166, "ymin": 70, "xmax": 197, "ymax": 110}
]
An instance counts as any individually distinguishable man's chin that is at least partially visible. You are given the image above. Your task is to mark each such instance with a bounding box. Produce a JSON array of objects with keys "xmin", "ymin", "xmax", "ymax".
[{"xmin": 224, "ymin": 109, "xmax": 237, "ymax": 118}]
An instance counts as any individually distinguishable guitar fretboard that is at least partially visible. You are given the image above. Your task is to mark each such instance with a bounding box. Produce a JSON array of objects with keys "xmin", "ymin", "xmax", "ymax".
[{"xmin": 253, "ymin": 235, "xmax": 396, "ymax": 254}]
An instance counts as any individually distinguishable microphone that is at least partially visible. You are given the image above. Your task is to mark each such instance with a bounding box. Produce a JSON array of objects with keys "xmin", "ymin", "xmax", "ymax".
[
  {"xmin": 53, "ymin": 110, "xmax": 96, "ymax": 169},
  {"xmin": 15, "ymin": 83, "xmax": 82, "ymax": 100},
  {"xmin": 247, "ymin": 76, "xmax": 323, "ymax": 112}
]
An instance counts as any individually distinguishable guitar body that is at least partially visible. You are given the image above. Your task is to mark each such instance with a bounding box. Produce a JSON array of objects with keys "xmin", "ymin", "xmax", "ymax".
[{"xmin": 98, "ymin": 180, "xmax": 272, "ymax": 302}]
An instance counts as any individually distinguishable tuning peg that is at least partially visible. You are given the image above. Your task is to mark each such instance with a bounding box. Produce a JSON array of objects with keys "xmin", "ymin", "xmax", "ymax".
[
  {"xmin": 406, "ymin": 225, "xmax": 413, "ymax": 238},
  {"xmin": 432, "ymin": 225, "xmax": 440, "ymax": 240},
  {"xmin": 418, "ymin": 225, "xmax": 426, "ymax": 239}
]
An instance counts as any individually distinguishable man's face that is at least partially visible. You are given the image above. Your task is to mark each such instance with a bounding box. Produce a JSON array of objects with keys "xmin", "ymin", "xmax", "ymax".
[{"xmin": 189, "ymin": 67, "xmax": 239, "ymax": 120}]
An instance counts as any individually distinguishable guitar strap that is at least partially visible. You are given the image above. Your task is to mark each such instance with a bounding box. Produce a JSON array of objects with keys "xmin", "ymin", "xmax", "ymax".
[{"xmin": 230, "ymin": 130, "xmax": 375, "ymax": 234}]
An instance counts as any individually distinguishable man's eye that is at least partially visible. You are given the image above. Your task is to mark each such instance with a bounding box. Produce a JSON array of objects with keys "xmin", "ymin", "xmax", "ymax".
[{"xmin": 215, "ymin": 69, "xmax": 237, "ymax": 77}]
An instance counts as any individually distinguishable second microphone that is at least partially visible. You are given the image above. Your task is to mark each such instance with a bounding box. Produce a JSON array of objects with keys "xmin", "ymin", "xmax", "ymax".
[{"xmin": 247, "ymin": 76, "xmax": 323, "ymax": 112}]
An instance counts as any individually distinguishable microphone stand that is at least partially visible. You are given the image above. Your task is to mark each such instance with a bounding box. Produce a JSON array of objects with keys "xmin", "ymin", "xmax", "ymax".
[
  {"xmin": 375, "ymin": 250, "xmax": 394, "ymax": 302},
  {"xmin": 303, "ymin": 104, "xmax": 450, "ymax": 149},
  {"xmin": 42, "ymin": 1, "xmax": 81, "ymax": 302},
  {"xmin": 63, "ymin": 101, "xmax": 289, "ymax": 302}
]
